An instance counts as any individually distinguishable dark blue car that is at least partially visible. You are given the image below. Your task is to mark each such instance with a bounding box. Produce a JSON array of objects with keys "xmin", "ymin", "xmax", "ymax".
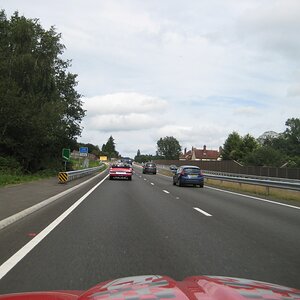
[{"xmin": 173, "ymin": 165, "xmax": 204, "ymax": 188}]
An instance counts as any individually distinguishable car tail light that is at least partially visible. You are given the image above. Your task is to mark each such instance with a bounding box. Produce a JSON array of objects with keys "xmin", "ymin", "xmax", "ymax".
[{"xmin": 180, "ymin": 170, "xmax": 185, "ymax": 176}]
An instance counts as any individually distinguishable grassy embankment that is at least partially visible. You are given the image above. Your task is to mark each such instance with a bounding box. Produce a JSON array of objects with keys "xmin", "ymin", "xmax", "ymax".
[
  {"xmin": 158, "ymin": 168, "xmax": 300, "ymax": 202},
  {"xmin": 0, "ymin": 157, "xmax": 106, "ymax": 187},
  {"xmin": 0, "ymin": 169, "xmax": 57, "ymax": 187}
]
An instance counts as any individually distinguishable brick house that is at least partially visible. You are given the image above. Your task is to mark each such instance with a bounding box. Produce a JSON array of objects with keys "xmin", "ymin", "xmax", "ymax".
[{"xmin": 180, "ymin": 145, "xmax": 221, "ymax": 161}]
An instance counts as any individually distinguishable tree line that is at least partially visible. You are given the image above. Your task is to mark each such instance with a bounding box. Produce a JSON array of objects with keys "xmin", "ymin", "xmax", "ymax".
[
  {"xmin": 0, "ymin": 11, "xmax": 85, "ymax": 173},
  {"xmin": 134, "ymin": 118, "xmax": 300, "ymax": 168},
  {"xmin": 222, "ymin": 118, "xmax": 300, "ymax": 167}
]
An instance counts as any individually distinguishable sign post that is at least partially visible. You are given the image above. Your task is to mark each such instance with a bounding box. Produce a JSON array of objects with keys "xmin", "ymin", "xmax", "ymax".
[
  {"xmin": 62, "ymin": 148, "xmax": 71, "ymax": 171},
  {"xmin": 79, "ymin": 147, "xmax": 88, "ymax": 168}
]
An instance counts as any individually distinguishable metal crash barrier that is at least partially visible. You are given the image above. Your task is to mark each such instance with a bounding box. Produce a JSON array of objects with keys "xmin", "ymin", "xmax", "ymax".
[
  {"xmin": 155, "ymin": 164, "xmax": 300, "ymax": 191},
  {"xmin": 58, "ymin": 165, "xmax": 105, "ymax": 183}
]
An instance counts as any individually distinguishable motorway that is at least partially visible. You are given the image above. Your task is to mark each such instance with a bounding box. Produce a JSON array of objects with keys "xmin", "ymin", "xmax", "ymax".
[{"xmin": 0, "ymin": 165, "xmax": 299, "ymax": 294}]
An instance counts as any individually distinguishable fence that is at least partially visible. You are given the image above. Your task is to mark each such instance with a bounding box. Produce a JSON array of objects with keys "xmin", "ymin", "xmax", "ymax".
[{"xmin": 153, "ymin": 160, "xmax": 300, "ymax": 180}]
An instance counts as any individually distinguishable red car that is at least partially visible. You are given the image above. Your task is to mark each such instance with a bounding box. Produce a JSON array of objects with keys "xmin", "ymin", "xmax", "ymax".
[
  {"xmin": 0, "ymin": 275, "xmax": 299, "ymax": 300},
  {"xmin": 109, "ymin": 163, "xmax": 132, "ymax": 180}
]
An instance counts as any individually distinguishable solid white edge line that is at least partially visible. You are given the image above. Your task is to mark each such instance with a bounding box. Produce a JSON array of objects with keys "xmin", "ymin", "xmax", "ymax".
[
  {"xmin": 163, "ymin": 190, "xmax": 170, "ymax": 194},
  {"xmin": 135, "ymin": 165, "xmax": 300, "ymax": 211},
  {"xmin": 205, "ymin": 186, "xmax": 300, "ymax": 210},
  {"xmin": 0, "ymin": 170, "xmax": 107, "ymax": 231},
  {"xmin": 0, "ymin": 174, "xmax": 109, "ymax": 280},
  {"xmin": 132, "ymin": 164, "xmax": 297, "ymax": 213},
  {"xmin": 193, "ymin": 207, "xmax": 212, "ymax": 217}
]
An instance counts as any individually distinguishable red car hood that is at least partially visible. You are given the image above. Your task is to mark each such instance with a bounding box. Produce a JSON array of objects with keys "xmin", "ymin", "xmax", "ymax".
[{"xmin": 1, "ymin": 275, "xmax": 299, "ymax": 300}]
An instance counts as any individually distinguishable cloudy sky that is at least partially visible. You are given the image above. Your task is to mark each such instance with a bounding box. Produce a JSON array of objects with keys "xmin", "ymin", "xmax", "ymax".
[{"xmin": 2, "ymin": 0, "xmax": 300, "ymax": 157}]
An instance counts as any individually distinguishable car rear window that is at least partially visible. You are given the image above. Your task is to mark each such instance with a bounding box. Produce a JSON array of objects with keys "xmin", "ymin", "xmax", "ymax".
[{"xmin": 184, "ymin": 168, "xmax": 201, "ymax": 174}]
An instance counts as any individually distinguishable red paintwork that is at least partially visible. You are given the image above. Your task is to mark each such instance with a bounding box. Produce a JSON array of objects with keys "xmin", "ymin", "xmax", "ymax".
[
  {"xmin": 109, "ymin": 166, "xmax": 133, "ymax": 179},
  {"xmin": 0, "ymin": 275, "xmax": 299, "ymax": 300}
]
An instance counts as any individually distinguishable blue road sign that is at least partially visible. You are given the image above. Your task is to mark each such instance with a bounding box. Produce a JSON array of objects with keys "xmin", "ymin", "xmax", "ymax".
[{"xmin": 79, "ymin": 147, "xmax": 88, "ymax": 157}]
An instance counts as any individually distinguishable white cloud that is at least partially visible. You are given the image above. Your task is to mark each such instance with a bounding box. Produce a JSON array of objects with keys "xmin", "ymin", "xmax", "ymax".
[
  {"xmin": 81, "ymin": 92, "xmax": 169, "ymax": 135},
  {"xmin": 85, "ymin": 113, "xmax": 163, "ymax": 132},
  {"xmin": 233, "ymin": 106, "xmax": 260, "ymax": 116},
  {"xmin": 2, "ymin": 0, "xmax": 300, "ymax": 157},
  {"xmin": 83, "ymin": 93, "xmax": 168, "ymax": 116},
  {"xmin": 235, "ymin": 0, "xmax": 300, "ymax": 60}
]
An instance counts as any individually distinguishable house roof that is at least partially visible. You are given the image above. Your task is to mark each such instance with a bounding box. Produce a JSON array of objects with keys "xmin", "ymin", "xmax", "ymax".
[
  {"xmin": 193, "ymin": 149, "xmax": 219, "ymax": 160},
  {"xmin": 180, "ymin": 147, "xmax": 220, "ymax": 160},
  {"xmin": 179, "ymin": 150, "xmax": 192, "ymax": 160}
]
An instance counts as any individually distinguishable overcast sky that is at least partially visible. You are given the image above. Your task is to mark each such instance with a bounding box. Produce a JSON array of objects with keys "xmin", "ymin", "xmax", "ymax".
[{"xmin": 2, "ymin": 0, "xmax": 300, "ymax": 157}]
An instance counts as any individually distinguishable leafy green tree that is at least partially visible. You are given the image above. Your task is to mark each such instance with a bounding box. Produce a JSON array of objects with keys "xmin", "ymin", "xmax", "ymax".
[
  {"xmin": 157, "ymin": 136, "xmax": 181, "ymax": 160},
  {"xmin": 284, "ymin": 118, "xmax": 300, "ymax": 157},
  {"xmin": 222, "ymin": 132, "xmax": 258, "ymax": 162},
  {"xmin": 134, "ymin": 154, "xmax": 154, "ymax": 163},
  {"xmin": 244, "ymin": 146, "xmax": 285, "ymax": 167},
  {"xmin": 259, "ymin": 118, "xmax": 300, "ymax": 167},
  {"xmin": 0, "ymin": 10, "xmax": 85, "ymax": 172},
  {"xmin": 241, "ymin": 134, "xmax": 259, "ymax": 155},
  {"xmin": 101, "ymin": 136, "xmax": 119, "ymax": 159},
  {"xmin": 221, "ymin": 132, "xmax": 243, "ymax": 161}
]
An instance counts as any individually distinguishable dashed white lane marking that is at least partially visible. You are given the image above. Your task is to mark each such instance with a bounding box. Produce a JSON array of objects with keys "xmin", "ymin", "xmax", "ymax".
[
  {"xmin": 144, "ymin": 178, "xmax": 147, "ymax": 181},
  {"xmin": 0, "ymin": 175, "xmax": 109, "ymax": 280},
  {"xmin": 193, "ymin": 207, "xmax": 212, "ymax": 217},
  {"xmin": 205, "ymin": 186, "xmax": 300, "ymax": 210},
  {"xmin": 151, "ymin": 183, "xmax": 154, "ymax": 185},
  {"xmin": 163, "ymin": 190, "xmax": 170, "ymax": 194}
]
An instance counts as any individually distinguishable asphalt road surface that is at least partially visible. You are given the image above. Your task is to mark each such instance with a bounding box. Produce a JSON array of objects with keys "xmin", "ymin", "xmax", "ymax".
[{"xmin": 0, "ymin": 166, "xmax": 299, "ymax": 294}]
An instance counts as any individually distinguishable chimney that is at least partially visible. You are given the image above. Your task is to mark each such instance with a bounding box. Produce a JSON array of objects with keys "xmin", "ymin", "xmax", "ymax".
[
  {"xmin": 203, "ymin": 145, "xmax": 206, "ymax": 151},
  {"xmin": 184, "ymin": 147, "xmax": 187, "ymax": 155}
]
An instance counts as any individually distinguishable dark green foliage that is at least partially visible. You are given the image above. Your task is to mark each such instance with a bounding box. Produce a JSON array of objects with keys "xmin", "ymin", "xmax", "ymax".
[
  {"xmin": 77, "ymin": 142, "xmax": 101, "ymax": 157},
  {"xmin": 222, "ymin": 118, "xmax": 300, "ymax": 167},
  {"xmin": 136, "ymin": 149, "xmax": 141, "ymax": 158},
  {"xmin": 0, "ymin": 11, "xmax": 85, "ymax": 172},
  {"xmin": 283, "ymin": 118, "xmax": 300, "ymax": 157},
  {"xmin": 243, "ymin": 146, "xmax": 285, "ymax": 167},
  {"xmin": 221, "ymin": 132, "xmax": 243, "ymax": 161},
  {"xmin": 0, "ymin": 155, "xmax": 22, "ymax": 174},
  {"xmin": 101, "ymin": 136, "xmax": 119, "ymax": 159},
  {"xmin": 157, "ymin": 136, "xmax": 181, "ymax": 160},
  {"xmin": 134, "ymin": 153, "xmax": 154, "ymax": 163}
]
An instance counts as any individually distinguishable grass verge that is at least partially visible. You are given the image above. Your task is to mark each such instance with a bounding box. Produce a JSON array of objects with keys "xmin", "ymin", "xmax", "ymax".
[
  {"xmin": 205, "ymin": 178, "xmax": 300, "ymax": 202},
  {"xmin": 157, "ymin": 168, "xmax": 300, "ymax": 203},
  {"xmin": 0, "ymin": 169, "xmax": 57, "ymax": 187}
]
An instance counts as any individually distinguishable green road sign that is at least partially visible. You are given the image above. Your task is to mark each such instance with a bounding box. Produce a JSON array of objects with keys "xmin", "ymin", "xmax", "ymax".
[{"xmin": 62, "ymin": 148, "xmax": 70, "ymax": 161}]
